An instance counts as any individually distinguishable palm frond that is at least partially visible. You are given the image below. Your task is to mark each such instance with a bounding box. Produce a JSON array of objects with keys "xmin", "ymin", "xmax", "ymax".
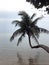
[
  {"xmin": 31, "ymin": 13, "xmax": 36, "ymax": 19},
  {"xmin": 12, "ymin": 20, "xmax": 21, "ymax": 27},
  {"xmin": 31, "ymin": 26, "xmax": 40, "ymax": 38},
  {"xmin": 30, "ymin": 29, "xmax": 39, "ymax": 44},
  {"xmin": 18, "ymin": 11, "xmax": 30, "ymax": 21},
  {"xmin": 32, "ymin": 16, "xmax": 43, "ymax": 25},
  {"xmin": 12, "ymin": 20, "xmax": 20, "ymax": 24},
  {"xmin": 17, "ymin": 33, "xmax": 25, "ymax": 46},
  {"xmin": 18, "ymin": 11, "xmax": 28, "ymax": 17},
  {"xmin": 34, "ymin": 32, "xmax": 39, "ymax": 38},
  {"xmin": 10, "ymin": 28, "xmax": 22, "ymax": 41},
  {"xmin": 40, "ymin": 28, "xmax": 49, "ymax": 34},
  {"xmin": 32, "ymin": 34, "xmax": 39, "ymax": 44}
]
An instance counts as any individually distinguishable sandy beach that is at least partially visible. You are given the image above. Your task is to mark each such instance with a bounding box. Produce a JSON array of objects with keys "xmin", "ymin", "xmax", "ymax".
[
  {"xmin": 0, "ymin": 34, "xmax": 49, "ymax": 65},
  {"xmin": 0, "ymin": 46, "xmax": 49, "ymax": 65}
]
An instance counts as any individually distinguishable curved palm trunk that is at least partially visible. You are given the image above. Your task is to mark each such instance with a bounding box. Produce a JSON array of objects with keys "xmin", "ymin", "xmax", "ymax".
[
  {"xmin": 40, "ymin": 45, "xmax": 49, "ymax": 53},
  {"xmin": 28, "ymin": 35, "xmax": 34, "ymax": 48},
  {"xmin": 31, "ymin": 44, "xmax": 49, "ymax": 53},
  {"xmin": 28, "ymin": 35, "xmax": 39, "ymax": 48},
  {"xmin": 28, "ymin": 35, "xmax": 49, "ymax": 53}
]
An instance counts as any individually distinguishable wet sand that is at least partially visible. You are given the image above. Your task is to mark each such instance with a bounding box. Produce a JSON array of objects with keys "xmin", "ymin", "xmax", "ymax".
[
  {"xmin": 0, "ymin": 45, "xmax": 49, "ymax": 65},
  {"xmin": 0, "ymin": 34, "xmax": 49, "ymax": 65}
]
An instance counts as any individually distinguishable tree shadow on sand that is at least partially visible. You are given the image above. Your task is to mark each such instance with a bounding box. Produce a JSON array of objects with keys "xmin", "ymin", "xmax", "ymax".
[{"xmin": 17, "ymin": 52, "xmax": 40, "ymax": 65}]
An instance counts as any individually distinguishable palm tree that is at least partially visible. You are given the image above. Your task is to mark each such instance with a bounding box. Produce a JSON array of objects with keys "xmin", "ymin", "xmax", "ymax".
[{"xmin": 10, "ymin": 11, "xmax": 49, "ymax": 49}]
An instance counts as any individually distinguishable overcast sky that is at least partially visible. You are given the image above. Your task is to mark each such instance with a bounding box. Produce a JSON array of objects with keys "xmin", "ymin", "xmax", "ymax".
[
  {"xmin": 0, "ymin": 0, "xmax": 34, "ymax": 13},
  {"xmin": 0, "ymin": 0, "xmax": 49, "ymax": 33},
  {"xmin": 0, "ymin": 0, "xmax": 47, "ymax": 15},
  {"xmin": 0, "ymin": 0, "xmax": 29, "ymax": 11}
]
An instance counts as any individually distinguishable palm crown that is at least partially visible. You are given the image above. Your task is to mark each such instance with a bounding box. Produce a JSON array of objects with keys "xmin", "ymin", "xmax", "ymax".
[{"xmin": 10, "ymin": 11, "xmax": 49, "ymax": 48}]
